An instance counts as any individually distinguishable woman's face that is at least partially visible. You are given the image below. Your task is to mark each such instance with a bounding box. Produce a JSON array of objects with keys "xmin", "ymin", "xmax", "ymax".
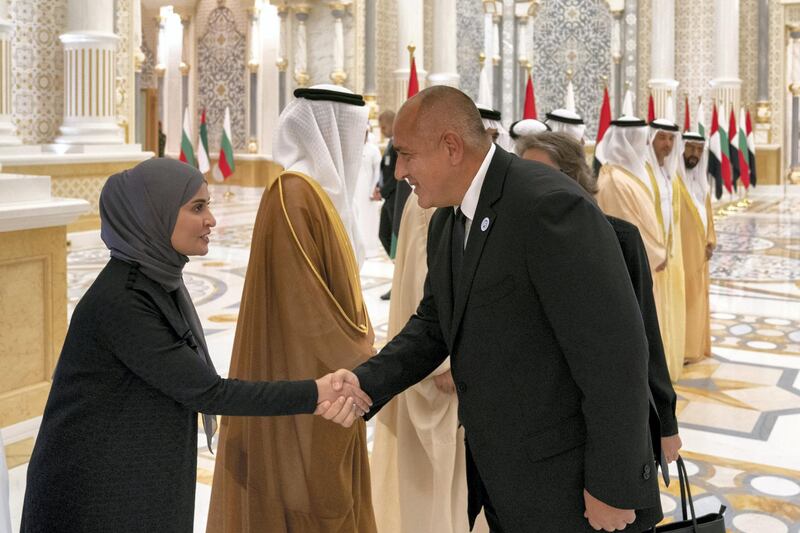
[{"xmin": 171, "ymin": 182, "xmax": 216, "ymax": 256}]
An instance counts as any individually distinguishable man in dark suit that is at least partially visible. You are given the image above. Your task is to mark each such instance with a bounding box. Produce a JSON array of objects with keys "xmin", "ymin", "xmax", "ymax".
[
  {"xmin": 376, "ymin": 110, "xmax": 398, "ymax": 300},
  {"xmin": 334, "ymin": 86, "xmax": 663, "ymax": 531}
]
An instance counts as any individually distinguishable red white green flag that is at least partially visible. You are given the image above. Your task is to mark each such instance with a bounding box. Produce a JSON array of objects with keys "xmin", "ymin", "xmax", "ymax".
[
  {"xmin": 196, "ymin": 108, "xmax": 210, "ymax": 174},
  {"xmin": 745, "ymin": 109, "xmax": 757, "ymax": 187},
  {"xmin": 737, "ymin": 107, "xmax": 751, "ymax": 189},
  {"xmin": 212, "ymin": 107, "xmax": 234, "ymax": 182},
  {"xmin": 179, "ymin": 107, "xmax": 196, "ymax": 167},
  {"xmin": 523, "ymin": 71, "xmax": 537, "ymax": 119},
  {"xmin": 728, "ymin": 109, "xmax": 741, "ymax": 190}
]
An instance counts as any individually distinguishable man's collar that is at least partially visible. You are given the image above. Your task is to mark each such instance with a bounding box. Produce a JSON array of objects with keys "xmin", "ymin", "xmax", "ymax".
[{"xmin": 456, "ymin": 143, "xmax": 496, "ymax": 220}]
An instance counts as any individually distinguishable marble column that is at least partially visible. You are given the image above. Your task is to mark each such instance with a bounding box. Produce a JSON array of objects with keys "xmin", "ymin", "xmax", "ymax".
[
  {"xmin": 754, "ymin": 0, "xmax": 771, "ymax": 143},
  {"xmin": 180, "ymin": 15, "xmax": 191, "ymax": 114},
  {"xmin": 276, "ymin": 6, "xmax": 289, "ymax": 112},
  {"xmin": 515, "ymin": 2, "xmax": 539, "ymax": 118},
  {"xmin": 155, "ymin": 6, "xmax": 183, "ymax": 154},
  {"xmin": 710, "ymin": 0, "xmax": 741, "ymax": 117},
  {"xmin": 55, "ymin": 0, "xmax": 123, "ymax": 145},
  {"xmin": 609, "ymin": 2, "xmax": 624, "ymax": 118},
  {"xmin": 363, "ymin": 0, "xmax": 378, "ymax": 120},
  {"xmin": 293, "ymin": 6, "xmax": 310, "ymax": 88},
  {"xmin": 133, "ymin": 0, "xmax": 145, "ymax": 146},
  {"xmin": 247, "ymin": 6, "xmax": 260, "ymax": 153},
  {"xmin": 786, "ymin": 27, "xmax": 800, "ymax": 183},
  {"xmin": 648, "ymin": 0, "xmax": 678, "ymax": 121},
  {"xmin": 492, "ymin": 12, "xmax": 502, "ymax": 112},
  {"xmin": 481, "ymin": 0, "xmax": 496, "ymax": 106},
  {"xmin": 428, "ymin": 0, "xmax": 459, "ymax": 88},
  {"xmin": 257, "ymin": 2, "xmax": 280, "ymax": 157},
  {"xmin": 395, "ymin": 0, "xmax": 425, "ymax": 108},
  {"xmin": 329, "ymin": 5, "xmax": 347, "ymax": 85},
  {"xmin": 0, "ymin": 0, "xmax": 19, "ymax": 145}
]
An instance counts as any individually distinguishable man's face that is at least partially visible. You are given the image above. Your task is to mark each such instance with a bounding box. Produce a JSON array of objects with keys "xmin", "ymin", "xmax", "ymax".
[
  {"xmin": 393, "ymin": 109, "xmax": 459, "ymax": 209},
  {"xmin": 379, "ymin": 117, "xmax": 393, "ymax": 138},
  {"xmin": 485, "ymin": 127, "xmax": 499, "ymax": 143},
  {"xmin": 683, "ymin": 142, "xmax": 704, "ymax": 170},
  {"xmin": 652, "ymin": 131, "xmax": 674, "ymax": 166}
]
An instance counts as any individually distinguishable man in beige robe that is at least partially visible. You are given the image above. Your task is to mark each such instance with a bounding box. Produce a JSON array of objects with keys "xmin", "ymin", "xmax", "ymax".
[
  {"xmin": 646, "ymin": 116, "xmax": 687, "ymax": 381},
  {"xmin": 678, "ymin": 132, "xmax": 717, "ymax": 363},
  {"xmin": 207, "ymin": 85, "xmax": 377, "ymax": 533},
  {"xmin": 370, "ymin": 191, "xmax": 490, "ymax": 533},
  {"xmin": 596, "ymin": 116, "xmax": 669, "ymax": 339}
]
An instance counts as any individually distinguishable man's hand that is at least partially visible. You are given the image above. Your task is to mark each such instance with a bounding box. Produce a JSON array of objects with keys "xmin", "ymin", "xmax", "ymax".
[
  {"xmin": 661, "ymin": 433, "xmax": 682, "ymax": 464},
  {"xmin": 656, "ymin": 258, "xmax": 668, "ymax": 272},
  {"xmin": 705, "ymin": 244, "xmax": 714, "ymax": 260},
  {"xmin": 315, "ymin": 369, "xmax": 372, "ymax": 427},
  {"xmin": 433, "ymin": 370, "xmax": 456, "ymax": 394},
  {"xmin": 371, "ymin": 186, "xmax": 382, "ymax": 201},
  {"xmin": 584, "ymin": 489, "xmax": 635, "ymax": 531}
]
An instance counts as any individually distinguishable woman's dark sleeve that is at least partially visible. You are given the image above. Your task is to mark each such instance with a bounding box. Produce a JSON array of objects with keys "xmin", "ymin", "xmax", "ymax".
[
  {"xmin": 100, "ymin": 293, "xmax": 319, "ymax": 416},
  {"xmin": 618, "ymin": 226, "xmax": 679, "ymax": 436}
]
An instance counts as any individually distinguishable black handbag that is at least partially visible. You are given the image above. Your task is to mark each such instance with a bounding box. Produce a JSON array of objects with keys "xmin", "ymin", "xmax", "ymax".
[{"xmin": 652, "ymin": 456, "xmax": 726, "ymax": 532}]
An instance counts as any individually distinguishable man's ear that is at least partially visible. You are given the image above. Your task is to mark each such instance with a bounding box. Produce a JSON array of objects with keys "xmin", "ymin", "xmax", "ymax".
[{"xmin": 442, "ymin": 131, "xmax": 464, "ymax": 165}]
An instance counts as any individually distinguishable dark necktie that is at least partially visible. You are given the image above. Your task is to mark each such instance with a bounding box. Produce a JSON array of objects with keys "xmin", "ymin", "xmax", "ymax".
[{"xmin": 451, "ymin": 208, "xmax": 467, "ymax": 291}]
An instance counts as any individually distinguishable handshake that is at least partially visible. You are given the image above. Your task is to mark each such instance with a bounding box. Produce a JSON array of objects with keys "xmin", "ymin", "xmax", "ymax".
[{"xmin": 313, "ymin": 369, "xmax": 373, "ymax": 428}]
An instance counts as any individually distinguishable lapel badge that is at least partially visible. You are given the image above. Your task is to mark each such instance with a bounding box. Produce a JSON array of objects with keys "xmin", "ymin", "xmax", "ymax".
[{"xmin": 480, "ymin": 217, "xmax": 490, "ymax": 232}]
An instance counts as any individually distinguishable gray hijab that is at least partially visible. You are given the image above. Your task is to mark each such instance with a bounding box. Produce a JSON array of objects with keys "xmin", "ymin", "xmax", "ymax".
[{"xmin": 99, "ymin": 158, "xmax": 218, "ymax": 452}]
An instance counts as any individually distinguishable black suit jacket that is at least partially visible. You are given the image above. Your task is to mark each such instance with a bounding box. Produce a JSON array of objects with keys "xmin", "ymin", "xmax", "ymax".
[
  {"xmin": 21, "ymin": 258, "xmax": 317, "ymax": 533},
  {"xmin": 379, "ymin": 141, "xmax": 398, "ymax": 199},
  {"xmin": 355, "ymin": 147, "xmax": 662, "ymax": 532}
]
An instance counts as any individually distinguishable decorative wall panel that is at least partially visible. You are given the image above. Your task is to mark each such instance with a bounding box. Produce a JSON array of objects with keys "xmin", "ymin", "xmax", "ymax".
[
  {"xmin": 197, "ymin": 5, "xmax": 246, "ymax": 151},
  {"xmin": 114, "ymin": 0, "xmax": 134, "ymax": 142},
  {"xmin": 376, "ymin": 0, "xmax": 398, "ymax": 114},
  {"xmin": 531, "ymin": 0, "xmax": 612, "ymax": 139},
  {"xmin": 636, "ymin": 0, "xmax": 650, "ymax": 118},
  {"xmin": 455, "ymin": 0, "xmax": 483, "ymax": 102},
  {"xmin": 674, "ymin": 0, "xmax": 716, "ymax": 129},
  {"xmin": 10, "ymin": 0, "xmax": 67, "ymax": 144}
]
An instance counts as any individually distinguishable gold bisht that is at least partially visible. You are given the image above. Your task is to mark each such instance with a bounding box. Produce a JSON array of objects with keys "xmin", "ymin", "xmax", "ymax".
[{"xmin": 207, "ymin": 171, "xmax": 377, "ymax": 533}]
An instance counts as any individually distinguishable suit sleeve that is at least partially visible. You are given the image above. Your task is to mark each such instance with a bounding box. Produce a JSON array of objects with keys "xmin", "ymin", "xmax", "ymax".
[
  {"xmin": 354, "ymin": 222, "xmax": 450, "ymax": 416},
  {"xmin": 526, "ymin": 191, "xmax": 658, "ymax": 510},
  {"xmin": 619, "ymin": 228, "xmax": 679, "ymax": 437},
  {"xmin": 102, "ymin": 293, "xmax": 318, "ymax": 417}
]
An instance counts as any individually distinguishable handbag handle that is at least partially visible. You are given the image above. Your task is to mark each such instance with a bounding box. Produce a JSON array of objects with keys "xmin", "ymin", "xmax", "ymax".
[{"xmin": 676, "ymin": 456, "xmax": 699, "ymax": 530}]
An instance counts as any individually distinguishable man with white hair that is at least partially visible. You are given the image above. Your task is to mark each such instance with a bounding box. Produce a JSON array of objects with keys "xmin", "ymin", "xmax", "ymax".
[
  {"xmin": 646, "ymin": 115, "xmax": 686, "ymax": 381},
  {"xmin": 207, "ymin": 85, "xmax": 377, "ymax": 533},
  {"xmin": 678, "ymin": 132, "xmax": 716, "ymax": 364}
]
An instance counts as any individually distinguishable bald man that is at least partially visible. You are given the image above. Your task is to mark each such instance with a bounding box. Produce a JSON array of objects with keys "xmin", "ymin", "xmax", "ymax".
[{"xmin": 338, "ymin": 87, "xmax": 662, "ymax": 532}]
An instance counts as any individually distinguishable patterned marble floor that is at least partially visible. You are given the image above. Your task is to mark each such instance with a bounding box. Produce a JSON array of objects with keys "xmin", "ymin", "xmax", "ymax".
[{"xmin": 2, "ymin": 184, "xmax": 799, "ymax": 532}]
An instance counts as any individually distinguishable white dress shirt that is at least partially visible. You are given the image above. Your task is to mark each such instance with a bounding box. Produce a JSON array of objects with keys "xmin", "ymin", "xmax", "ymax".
[{"xmin": 455, "ymin": 143, "xmax": 496, "ymax": 248}]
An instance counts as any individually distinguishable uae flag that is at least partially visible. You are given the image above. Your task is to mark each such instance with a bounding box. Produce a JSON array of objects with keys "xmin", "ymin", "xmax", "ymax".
[
  {"xmin": 196, "ymin": 108, "xmax": 210, "ymax": 174},
  {"xmin": 212, "ymin": 107, "xmax": 235, "ymax": 182},
  {"xmin": 745, "ymin": 108, "xmax": 757, "ymax": 187},
  {"xmin": 683, "ymin": 94, "xmax": 691, "ymax": 132},
  {"xmin": 728, "ymin": 109, "xmax": 741, "ymax": 191},
  {"xmin": 736, "ymin": 107, "xmax": 751, "ymax": 189},
  {"xmin": 697, "ymin": 99, "xmax": 706, "ymax": 138},
  {"xmin": 647, "ymin": 93, "xmax": 655, "ymax": 122},
  {"xmin": 708, "ymin": 103, "xmax": 732, "ymax": 198},
  {"xmin": 178, "ymin": 107, "xmax": 196, "ymax": 167},
  {"xmin": 592, "ymin": 85, "xmax": 612, "ymax": 176},
  {"xmin": 407, "ymin": 47, "xmax": 419, "ymax": 99},
  {"xmin": 523, "ymin": 70, "xmax": 537, "ymax": 119}
]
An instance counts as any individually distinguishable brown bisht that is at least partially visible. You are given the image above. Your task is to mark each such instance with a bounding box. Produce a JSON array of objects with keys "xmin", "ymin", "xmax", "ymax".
[{"xmin": 207, "ymin": 171, "xmax": 377, "ymax": 533}]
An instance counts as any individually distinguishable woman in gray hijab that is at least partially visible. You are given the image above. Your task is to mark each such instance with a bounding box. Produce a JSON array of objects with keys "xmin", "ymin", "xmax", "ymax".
[{"xmin": 20, "ymin": 158, "xmax": 370, "ymax": 533}]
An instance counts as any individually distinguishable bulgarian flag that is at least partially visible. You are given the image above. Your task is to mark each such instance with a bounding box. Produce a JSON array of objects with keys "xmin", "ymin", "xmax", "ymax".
[
  {"xmin": 737, "ymin": 107, "xmax": 751, "ymax": 189},
  {"xmin": 728, "ymin": 109, "xmax": 741, "ymax": 191},
  {"xmin": 212, "ymin": 107, "xmax": 235, "ymax": 182},
  {"xmin": 592, "ymin": 85, "xmax": 612, "ymax": 176},
  {"xmin": 647, "ymin": 93, "xmax": 655, "ymax": 122},
  {"xmin": 708, "ymin": 103, "xmax": 733, "ymax": 198},
  {"xmin": 197, "ymin": 108, "xmax": 210, "ymax": 174},
  {"xmin": 745, "ymin": 108, "xmax": 757, "ymax": 187},
  {"xmin": 523, "ymin": 70, "xmax": 537, "ymax": 119},
  {"xmin": 179, "ymin": 107, "xmax": 196, "ymax": 167}
]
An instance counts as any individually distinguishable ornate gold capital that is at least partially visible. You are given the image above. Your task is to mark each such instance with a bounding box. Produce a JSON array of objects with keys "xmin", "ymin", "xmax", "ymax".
[
  {"xmin": 276, "ymin": 58, "xmax": 288, "ymax": 71},
  {"xmin": 179, "ymin": 62, "xmax": 190, "ymax": 76},
  {"xmin": 294, "ymin": 70, "xmax": 310, "ymax": 87},
  {"xmin": 330, "ymin": 70, "xmax": 347, "ymax": 85},
  {"xmin": 248, "ymin": 60, "xmax": 260, "ymax": 73}
]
